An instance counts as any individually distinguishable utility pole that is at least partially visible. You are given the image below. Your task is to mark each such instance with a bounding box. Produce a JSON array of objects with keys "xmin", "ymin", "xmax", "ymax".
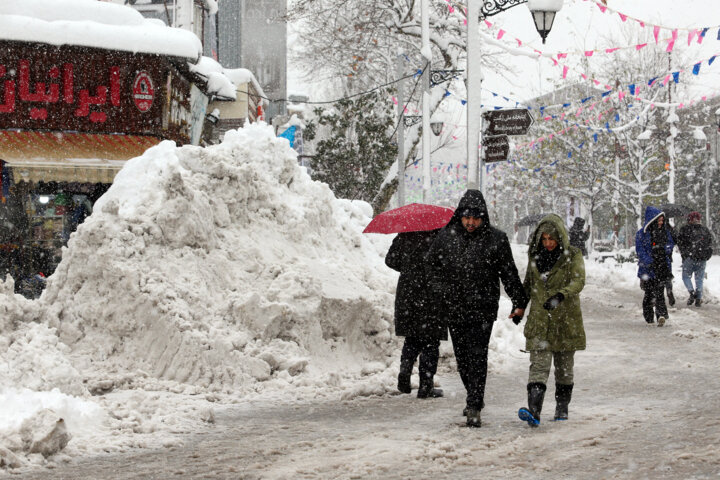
[
  {"xmin": 421, "ymin": 0, "xmax": 432, "ymax": 202},
  {"xmin": 466, "ymin": 0, "xmax": 482, "ymax": 191},
  {"xmin": 395, "ymin": 52, "xmax": 406, "ymax": 207}
]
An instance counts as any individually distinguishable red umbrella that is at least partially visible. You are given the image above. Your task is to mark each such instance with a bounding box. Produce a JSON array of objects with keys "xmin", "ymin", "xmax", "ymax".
[{"xmin": 362, "ymin": 203, "xmax": 455, "ymax": 234}]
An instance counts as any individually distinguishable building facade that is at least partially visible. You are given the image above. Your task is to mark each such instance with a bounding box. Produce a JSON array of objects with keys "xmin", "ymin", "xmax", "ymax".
[{"xmin": 217, "ymin": 0, "xmax": 287, "ymax": 120}]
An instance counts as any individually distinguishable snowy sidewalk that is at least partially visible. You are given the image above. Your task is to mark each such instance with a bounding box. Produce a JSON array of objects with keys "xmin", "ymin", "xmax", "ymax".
[{"xmin": 13, "ymin": 279, "xmax": 720, "ymax": 479}]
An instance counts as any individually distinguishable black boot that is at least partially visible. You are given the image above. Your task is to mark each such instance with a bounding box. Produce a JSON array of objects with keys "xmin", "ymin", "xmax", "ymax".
[
  {"xmin": 417, "ymin": 377, "xmax": 443, "ymax": 398},
  {"xmin": 397, "ymin": 372, "xmax": 411, "ymax": 394},
  {"xmin": 466, "ymin": 408, "xmax": 481, "ymax": 428},
  {"xmin": 687, "ymin": 291, "xmax": 696, "ymax": 306},
  {"xmin": 518, "ymin": 382, "xmax": 546, "ymax": 427},
  {"xmin": 554, "ymin": 383, "xmax": 573, "ymax": 421}
]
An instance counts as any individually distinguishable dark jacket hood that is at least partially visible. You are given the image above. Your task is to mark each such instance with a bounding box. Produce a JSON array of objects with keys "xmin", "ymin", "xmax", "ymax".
[
  {"xmin": 448, "ymin": 189, "xmax": 490, "ymax": 229},
  {"xmin": 643, "ymin": 205, "xmax": 664, "ymax": 233}
]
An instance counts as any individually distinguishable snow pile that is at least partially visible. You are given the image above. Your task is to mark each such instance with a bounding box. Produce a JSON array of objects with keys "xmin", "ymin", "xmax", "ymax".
[
  {"xmin": 38, "ymin": 124, "xmax": 397, "ymax": 397},
  {"xmin": 0, "ymin": 122, "xmax": 534, "ymax": 467}
]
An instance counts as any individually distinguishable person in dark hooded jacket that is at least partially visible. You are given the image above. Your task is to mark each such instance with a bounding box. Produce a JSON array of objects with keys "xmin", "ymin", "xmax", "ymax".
[
  {"xmin": 568, "ymin": 217, "xmax": 589, "ymax": 257},
  {"xmin": 385, "ymin": 229, "xmax": 447, "ymax": 398},
  {"xmin": 425, "ymin": 189, "xmax": 528, "ymax": 428},
  {"xmin": 635, "ymin": 206, "xmax": 674, "ymax": 326}
]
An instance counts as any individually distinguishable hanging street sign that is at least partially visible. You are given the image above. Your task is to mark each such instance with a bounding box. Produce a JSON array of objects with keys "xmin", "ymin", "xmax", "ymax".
[
  {"xmin": 482, "ymin": 134, "xmax": 509, "ymax": 163},
  {"xmin": 483, "ymin": 109, "xmax": 534, "ymax": 136}
]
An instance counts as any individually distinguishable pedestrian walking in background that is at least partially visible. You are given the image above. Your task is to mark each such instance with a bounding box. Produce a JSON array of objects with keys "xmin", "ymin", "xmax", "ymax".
[
  {"xmin": 635, "ymin": 206, "xmax": 674, "ymax": 326},
  {"xmin": 677, "ymin": 211, "xmax": 713, "ymax": 307},
  {"xmin": 517, "ymin": 214, "xmax": 586, "ymax": 427},
  {"xmin": 385, "ymin": 229, "xmax": 446, "ymax": 398},
  {"xmin": 568, "ymin": 217, "xmax": 589, "ymax": 257},
  {"xmin": 425, "ymin": 189, "xmax": 528, "ymax": 428}
]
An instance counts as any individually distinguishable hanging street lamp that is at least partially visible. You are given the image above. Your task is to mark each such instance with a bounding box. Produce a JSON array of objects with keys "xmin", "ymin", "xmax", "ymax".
[
  {"xmin": 527, "ymin": 0, "xmax": 564, "ymax": 44},
  {"xmin": 467, "ymin": 0, "xmax": 563, "ymax": 193}
]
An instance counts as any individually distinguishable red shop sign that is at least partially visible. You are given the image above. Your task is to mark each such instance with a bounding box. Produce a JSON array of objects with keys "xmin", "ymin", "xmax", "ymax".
[{"xmin": 132, "ymin": 71, "xmax": 154, "ymax": 112}]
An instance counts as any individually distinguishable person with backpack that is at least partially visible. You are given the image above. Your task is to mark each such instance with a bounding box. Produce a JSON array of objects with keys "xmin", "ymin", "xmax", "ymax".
[{"xmin": 677, "ymin": 211, "xmax": 714, "ymax": 307}]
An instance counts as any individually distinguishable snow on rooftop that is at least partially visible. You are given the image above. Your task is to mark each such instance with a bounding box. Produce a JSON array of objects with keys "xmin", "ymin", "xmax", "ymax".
[
  {"xmin": 0, "ymin": 0, "xmax": 202, "ymax": 62},
  {"xmin": 189, "ymin": 57, "xmax": 267, "ymax": 103}
]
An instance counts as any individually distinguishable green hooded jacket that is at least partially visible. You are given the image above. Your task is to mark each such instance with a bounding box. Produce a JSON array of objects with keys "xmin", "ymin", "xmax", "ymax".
[{"xmin": 523, "ymin": 214, "xmax": 586, "ymax": 352}]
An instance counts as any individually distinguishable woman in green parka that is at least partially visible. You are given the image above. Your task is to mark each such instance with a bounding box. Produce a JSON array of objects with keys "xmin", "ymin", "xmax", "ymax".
[{"xmin": 517, "ymin": 214, "xmax": 586, "ymax": 427}]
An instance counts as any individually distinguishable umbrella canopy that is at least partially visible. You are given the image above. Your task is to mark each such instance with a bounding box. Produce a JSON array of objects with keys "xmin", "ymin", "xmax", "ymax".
[
  {"xmin": 660, "ymin": 203, "xmax": 691, "ymax": 218},
  {"xmin": 516, "ymin": 213, "xmax": 551, "ymax": 227},
  {"xmin": 362, "ymin": 203, "xmax": 455, "ymax": 234}
]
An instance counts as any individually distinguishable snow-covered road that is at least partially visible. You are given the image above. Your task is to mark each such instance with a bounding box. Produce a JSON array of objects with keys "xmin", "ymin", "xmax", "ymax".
[{"xmin": 13, "ymin": 275, "xmax": 720, "ymax": 479}]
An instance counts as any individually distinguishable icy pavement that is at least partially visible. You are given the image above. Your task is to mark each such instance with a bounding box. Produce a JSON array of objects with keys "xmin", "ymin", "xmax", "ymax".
[{"xmin": 10, "ymin": 280, "xmax": 720, "ymax": 479}]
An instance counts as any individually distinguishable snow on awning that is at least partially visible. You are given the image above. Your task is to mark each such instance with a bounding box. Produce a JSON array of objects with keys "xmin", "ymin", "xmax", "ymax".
[
  {"xmin": 0, "ymin": 0, "xmax": 202, "ymax": 63},
  {"xmin": 0, "ymin": 131, "xmax": 161, "ymax": 184}
]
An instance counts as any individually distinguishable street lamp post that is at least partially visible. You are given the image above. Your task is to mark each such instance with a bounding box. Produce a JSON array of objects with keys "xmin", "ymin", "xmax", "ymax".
[
  {"xmin": 637, "ymin": 128, "xmax": 652, "ymax": 230},
  {"xmin": 466, "ymin": 0, "xmax": 562, "ymax": 194},
  {"xmin": 421, "ymin": 0, "xmax": 431, "ymax": 202}
]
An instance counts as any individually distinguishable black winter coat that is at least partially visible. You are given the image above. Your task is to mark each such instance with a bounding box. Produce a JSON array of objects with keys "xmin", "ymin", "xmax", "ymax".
[
  {"xmin": 385, "ymin": 229, "xmax": 448, "ymax": 340},
  {"xmin": 677, "ymin": 223, "xmax": 713, "ymax": 261},
  {"xmin": 425, "ymin": 190, "xmax": 528, "ymax": 324},
  {"xmin": 568, "ymin": 217, "xmax": 589, "ymax": 256}
]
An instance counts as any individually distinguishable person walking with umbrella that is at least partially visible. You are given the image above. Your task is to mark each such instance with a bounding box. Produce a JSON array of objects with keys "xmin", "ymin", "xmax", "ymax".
[
  {"xmin": 425, "ymin": 189, "xmax": 528, "ymax": 428},
  {"xmin": 517, "ymin": 214, "xmax": 586, "ymax": 427},
  {"xmin": 635, "ymin": 206, "xmax": 674, "ymax": 326},
  {"xmin": 385, "ymin": 228, "xmax": 447, "ymax": 398},
  {"xmin": 677, "ymin": 211, "xmax": 713, "ymax": 307}
]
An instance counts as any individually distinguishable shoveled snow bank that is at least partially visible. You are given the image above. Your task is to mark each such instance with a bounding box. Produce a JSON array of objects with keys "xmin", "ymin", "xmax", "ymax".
[
  {"xmin": 40, "ymin": 124, "xmax": 397, "ymax": 394},
  {"xmin": 0, "ymin": 123, "xmax": 527, "ymax": 469}
]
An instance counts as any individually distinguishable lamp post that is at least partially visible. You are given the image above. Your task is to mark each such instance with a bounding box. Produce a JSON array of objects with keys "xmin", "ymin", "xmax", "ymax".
[
  {"xmin": 693, "ymin": 126, "xmax": 712, "ymax": 229},
  {"xmin": 421, "ymin": 0, "xmax": 431, "ymax": 202},
  {"xmin": 466, "ymin": 0, "xmax": 562, "ymax": 193},
  {"xmin": 637, "ymin": 128, "xmax": 652, "ymax": 229}
]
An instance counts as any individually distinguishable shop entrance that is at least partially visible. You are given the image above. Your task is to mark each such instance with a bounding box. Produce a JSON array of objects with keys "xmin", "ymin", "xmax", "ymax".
[{"xmin": 0, "ymin": 180, "xmax": 109, "ymax": 298}]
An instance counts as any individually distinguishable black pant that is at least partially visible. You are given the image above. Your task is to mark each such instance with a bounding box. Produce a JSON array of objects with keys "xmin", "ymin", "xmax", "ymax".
[
  {"xmin": 642, "ymin": 278, "xmax": 668, "ymax": 322},
  {"xmin": 449, "ymin": 321, "xmax": 494, "ymax": 410},
  {"xmin": 399, "ymin": 336, "xmax": 440, "ymax": 383}
]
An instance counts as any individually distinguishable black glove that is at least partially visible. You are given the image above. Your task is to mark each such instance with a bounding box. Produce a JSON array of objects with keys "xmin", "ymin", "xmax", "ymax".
[
  {"xmin": 511, "ymin": 315, "xmax": 523, "ymax": 325},
  {"xmin": 543, "ymin": 293, "xmax": 565, "ymax": 310}
]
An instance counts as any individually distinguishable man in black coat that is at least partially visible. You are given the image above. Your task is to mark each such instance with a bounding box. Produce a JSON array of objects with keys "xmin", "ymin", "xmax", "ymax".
[
  {"xmin": 386, "ymin": 229, "xmax": 447, "ymax": 398},
  {"xmin": 677, "ymin": 211, "xmax": 713, "ymax": 307},
  {"xmin": 425, "ymin": 189, "xmax": 528, "ymax": 427}
]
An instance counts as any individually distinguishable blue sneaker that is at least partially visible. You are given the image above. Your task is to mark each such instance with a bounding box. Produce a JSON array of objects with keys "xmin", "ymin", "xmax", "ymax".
[{"xmin": 518, "ymin": 407, "xmax": 540, "ymax": 427}]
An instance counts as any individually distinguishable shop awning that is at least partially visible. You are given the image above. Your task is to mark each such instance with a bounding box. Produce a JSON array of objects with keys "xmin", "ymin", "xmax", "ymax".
[{"xmin": 0, "ymin": 130, "xmax": 162, "ymax": 184}]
